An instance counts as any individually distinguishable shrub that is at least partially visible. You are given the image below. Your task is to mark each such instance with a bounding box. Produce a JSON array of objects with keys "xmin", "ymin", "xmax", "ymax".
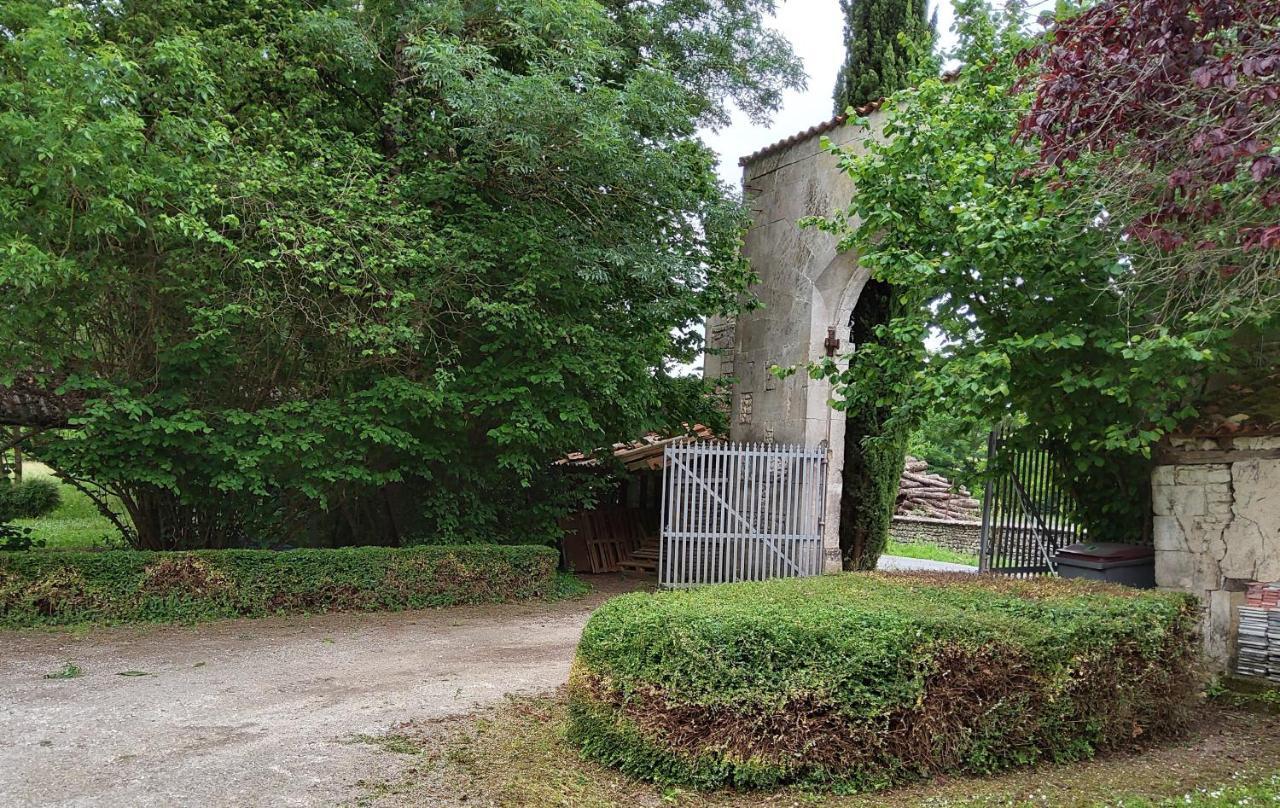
[
  {"xmin": 0, "ymin": 479, "xmax": 61, "ymax": 520},
  {"xmin": 568, "ymin": 573, "xmax": 1200, "ymax": 792},
  {"xmin": 0, "ymin": 522, "xmax": 40, "ymax": 552},
  {"xmin": 0, "ymin": 544, "xmax": 560, "ymax": 627}
]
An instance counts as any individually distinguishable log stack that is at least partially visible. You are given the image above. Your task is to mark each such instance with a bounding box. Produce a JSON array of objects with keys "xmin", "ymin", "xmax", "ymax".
[{"xmin": 896, "ymin": 457, "xmax": 982, "ymax": 521}]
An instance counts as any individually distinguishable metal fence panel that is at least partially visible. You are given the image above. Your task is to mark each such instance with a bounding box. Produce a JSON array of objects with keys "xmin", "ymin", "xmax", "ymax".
[
  {"xmin": 659, "ymin": 442, "xmax": 827, "ymax": 588},
  {"xmin": 979, "ymin": 424, "xmax": 1086, "ymax": 577}
]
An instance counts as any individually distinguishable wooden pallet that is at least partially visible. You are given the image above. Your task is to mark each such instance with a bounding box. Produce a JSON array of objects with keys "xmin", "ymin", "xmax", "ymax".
[
  {"xmin": 562, "ymin": 508, "xmax": 657, "ymax": 574},
  {"xmin": 618, "ymin": 538, "xmax": 659, "ymax": 574}
]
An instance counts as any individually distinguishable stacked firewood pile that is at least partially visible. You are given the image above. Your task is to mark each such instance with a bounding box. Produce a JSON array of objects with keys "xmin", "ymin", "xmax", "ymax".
[{"xmin": 896, "ymin": 457, "xmax": 982, "ymax": 521}]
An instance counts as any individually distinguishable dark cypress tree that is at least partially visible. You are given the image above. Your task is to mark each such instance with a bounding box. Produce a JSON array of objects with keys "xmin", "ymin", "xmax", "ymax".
[
  {"xmin": 838, "ymin": 280, "xmax": 911, "ymax": 571},
  {"xmin": 833, "ymin": 0, "xmax": 937, "ymax": 112},
  {"xmin": 832, "ymin": 2, "xmax": 935, "ymax": 569}
]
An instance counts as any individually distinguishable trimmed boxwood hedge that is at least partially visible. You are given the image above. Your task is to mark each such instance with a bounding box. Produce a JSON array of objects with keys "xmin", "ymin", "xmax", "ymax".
[
  {"xmin": 568, "ymin": 572, "xmax": 1200, "ymax": 792},
  {"xmin": 0, "ymin": 544, "xmax": 562, "ymax": 627}
]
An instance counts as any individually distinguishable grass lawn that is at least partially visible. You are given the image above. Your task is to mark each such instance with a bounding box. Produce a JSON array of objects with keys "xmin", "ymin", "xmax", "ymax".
[
  {"xmin": 11, "ymin": 463, "xmax": 124, "ymax": 551},
  {"xmin": 349, "ymin": 692, "xmax": 1280, "ymax": 807},
  {"xmin": 884, "ymin": 539, "xmax": 979, "ymax": 567}
]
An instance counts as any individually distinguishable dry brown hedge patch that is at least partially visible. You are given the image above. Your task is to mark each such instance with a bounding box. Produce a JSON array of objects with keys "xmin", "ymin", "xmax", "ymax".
[{"xmin": 0, "ymin": 544, "xmax": 563, "ymax": 626}]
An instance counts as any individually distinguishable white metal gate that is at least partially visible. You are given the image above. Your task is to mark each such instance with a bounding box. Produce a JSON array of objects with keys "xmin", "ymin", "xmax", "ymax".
[{"xmin": 659, "ymin": 441, "xmax": 828, "ymax": 588}]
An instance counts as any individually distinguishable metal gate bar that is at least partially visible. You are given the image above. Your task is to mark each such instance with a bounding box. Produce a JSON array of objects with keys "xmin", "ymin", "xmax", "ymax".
[
  {"xmin": 979, "ymin": 424, "xmax": 1085, "ymax": 577},
  {"xmin": 660, "ymin": 441, "xmax": 827, "ymax": 588}
]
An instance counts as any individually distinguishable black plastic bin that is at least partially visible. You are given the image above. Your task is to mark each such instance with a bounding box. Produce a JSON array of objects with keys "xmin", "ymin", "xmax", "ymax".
[{"xmin": 1054, "ymin": 543, "xmax": 1156, "ymax": 589}]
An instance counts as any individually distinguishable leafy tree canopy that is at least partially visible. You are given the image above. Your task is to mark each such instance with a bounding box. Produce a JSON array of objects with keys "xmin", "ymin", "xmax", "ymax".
[
  {"xmin": 1019, "ymin": 0, "xmax": 1280, "ymax": 321},
  {"xmin": 0, "ymin": 0, "xmax": 802, "ymax": 548},
  {"xmin": 812, "ymin": 0, "xmax": 1275, "ymax": 540}
]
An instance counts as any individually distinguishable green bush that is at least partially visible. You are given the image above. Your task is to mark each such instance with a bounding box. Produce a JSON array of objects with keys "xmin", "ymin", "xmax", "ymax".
[
  {"xmin": 568, "ymin": 573, "xmax": 1200, "ymax": 792},
  {"xmin": 0, "ymin": 544, "xmax": 562, "ymax": 627},
  {"xmin": 0, "ymin": 478, "xmax": 62, "ymax": 521}
]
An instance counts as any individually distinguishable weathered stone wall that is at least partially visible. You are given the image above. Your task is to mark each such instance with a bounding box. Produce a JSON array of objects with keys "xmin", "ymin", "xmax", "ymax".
[
  {"xmin": 1152, "ymin": 435, "xmax": 1280, "ymax": 668},
  {"xmin": 705, "ymin": 113, "xmax": 888, "ymax": 572},
  {"xmin": 888, "ymin": 515, "xmax": 982, "ymax": 556}
]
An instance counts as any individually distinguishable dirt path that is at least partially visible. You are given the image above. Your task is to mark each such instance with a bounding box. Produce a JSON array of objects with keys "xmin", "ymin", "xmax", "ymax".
[{"xmin": 0, "ymin": 577, "xmax": 646, "ymax": 808}]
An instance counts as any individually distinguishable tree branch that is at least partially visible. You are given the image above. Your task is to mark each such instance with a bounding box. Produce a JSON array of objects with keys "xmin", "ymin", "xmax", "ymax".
[
  {"xmin": 51, "ymin": 470, "xmax": 135, "ymax": 547},
  {"xmin": 1, "ymin": 427, "xmax": 46, "ymax": 454}
]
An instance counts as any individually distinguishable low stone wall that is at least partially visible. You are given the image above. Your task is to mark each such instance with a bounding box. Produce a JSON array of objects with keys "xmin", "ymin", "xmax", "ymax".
[
  {"xmin": 1153, "ymin": 435, "xmax": 1280, "ymax": 669},
  {"xmin": 889, "ymin": 515, "xmax": 982, "ymax": 555}
]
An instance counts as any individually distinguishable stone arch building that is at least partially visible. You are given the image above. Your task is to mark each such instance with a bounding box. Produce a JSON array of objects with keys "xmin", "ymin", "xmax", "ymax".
[{"xmin": 704, "ymin": 109, "xmax": 889, "ymax": 572}]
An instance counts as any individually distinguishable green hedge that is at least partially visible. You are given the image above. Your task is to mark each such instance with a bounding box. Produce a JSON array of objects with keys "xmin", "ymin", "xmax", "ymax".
[
  {"xmin": 568, "ymin": 573, "xmax": 1200, "ymax": 792},
  {"xmin": 0, "ymin": 544, "xmax": 561, "ymax": 627}
]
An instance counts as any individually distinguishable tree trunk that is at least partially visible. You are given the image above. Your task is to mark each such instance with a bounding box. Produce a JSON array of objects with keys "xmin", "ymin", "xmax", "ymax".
[{"xmin": 120, "ymin": 486, "xmax": 247, "ymax": 550}]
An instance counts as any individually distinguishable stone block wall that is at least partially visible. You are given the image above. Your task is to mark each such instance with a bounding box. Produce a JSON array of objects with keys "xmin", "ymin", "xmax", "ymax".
[
  {"xmin": 1152, "ymin": 435, "xmax": 1280, "ymax": 668},
  {"xmin": 888, "ymin": 515, "xmax": 982, "ymax": 556},
  {"xmin": 703, "ymin": 318, "xmax": 736, "ymax": 381}
]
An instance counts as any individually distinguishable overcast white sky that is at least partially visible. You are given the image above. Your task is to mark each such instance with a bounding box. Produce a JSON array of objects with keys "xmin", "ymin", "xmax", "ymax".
[{"xmin": 700, "ymin": 0, "xmax": 959, "ymax": 185}]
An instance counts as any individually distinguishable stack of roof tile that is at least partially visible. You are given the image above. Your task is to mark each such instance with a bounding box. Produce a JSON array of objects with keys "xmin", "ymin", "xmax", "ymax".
[
  {"xmin": 1247, "ymin": 581, "xmax": 1280, "ymax": 610},
  {"xmin": 1237, "ymin": 583, "xmax": 1280, "ymax": 681},
  {"xmin": 1237, "ymin": 606, "xmax": 1270, "ymax": 678}
]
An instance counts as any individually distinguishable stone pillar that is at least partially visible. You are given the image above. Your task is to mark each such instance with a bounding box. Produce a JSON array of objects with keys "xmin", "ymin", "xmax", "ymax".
[{"xmin": 1152, "ymin": 436, "xmax": 1280, "ymax": 670}]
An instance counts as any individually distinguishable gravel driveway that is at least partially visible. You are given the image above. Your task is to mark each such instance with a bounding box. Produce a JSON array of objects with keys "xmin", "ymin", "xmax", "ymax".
[
  {"xmin": 876, "ymin": 554, "xmax": 978, "ymax": 573},
  {"xmin": 0, "ymin": 562, "xmax": 978, "ymax": 807},
  {"xmin": 0, "ymin": 577, "xmax": 645, "ymax": 808}
]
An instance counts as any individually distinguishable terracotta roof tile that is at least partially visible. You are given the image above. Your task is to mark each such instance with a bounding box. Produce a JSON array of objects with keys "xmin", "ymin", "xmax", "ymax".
[
  {"xmin": 556, "ymin": 424, "xmax": 717, "ymax": 472},
  {"xmin": 738, "ymin": 96, "xmax": 897, "ymax": 166},
  {"xmin": 739, "ymin": 70, "xmax": 962, "ymax": 167},
  {"xmin": 1171, "ymin": 368, "xmax": 1280, "ymax": 437}
]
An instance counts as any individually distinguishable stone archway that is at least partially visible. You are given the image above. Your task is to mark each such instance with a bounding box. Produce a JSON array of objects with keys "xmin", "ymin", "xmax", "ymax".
[
  {"xmin": 807, "ymin": 244, "xmax": 907, "ymax": 571},
  {"xmin": 808, "ymin": 253, "xmax": 872, "ymax": 571}
]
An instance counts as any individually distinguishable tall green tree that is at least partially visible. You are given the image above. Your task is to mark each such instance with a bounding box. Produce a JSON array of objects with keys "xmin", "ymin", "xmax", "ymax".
[
  {"xmin": 0, "ymin": 0, "xmax": 803, "ymax": 549},
  {"xmin": 833, "ymin": 0, "xmax": 937, "ymax": 112},
  {"xmin": 835, "ymin": 278, "xmax": 910, "ymax": 571},
  {"xmin": 814, "ymin": 0, "xmax": 1271, "ymax": 542}
]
